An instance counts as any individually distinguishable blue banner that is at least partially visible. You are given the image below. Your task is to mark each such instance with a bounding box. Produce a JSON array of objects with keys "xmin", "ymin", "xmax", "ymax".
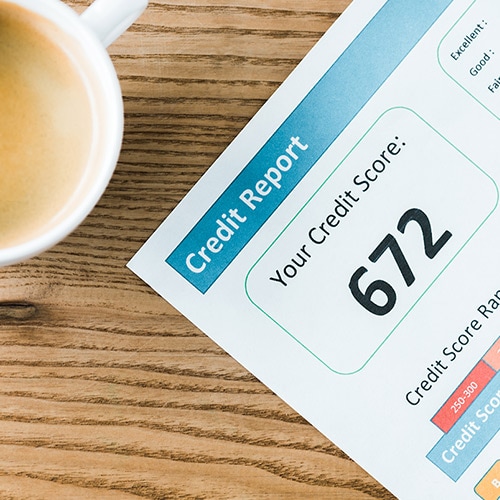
[
  {"xmin": 166, "ymin": 0, "xmax": 454, "ymax": 293},
  {"xmin": 427, "ymin": 371, "xmax": 500, "ymax": 481}
]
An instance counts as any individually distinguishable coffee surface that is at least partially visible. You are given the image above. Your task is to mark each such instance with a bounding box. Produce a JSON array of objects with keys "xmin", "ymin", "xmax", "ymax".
[{"xmin": 0, "ymin": 3, "xmax": 93, "ymax": 248}]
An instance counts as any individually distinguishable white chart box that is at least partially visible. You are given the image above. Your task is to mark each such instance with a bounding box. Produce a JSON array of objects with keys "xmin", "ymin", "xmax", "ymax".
[{"xmin": 439, "ymin": 0, "xmax": 500, "ymax": 118}]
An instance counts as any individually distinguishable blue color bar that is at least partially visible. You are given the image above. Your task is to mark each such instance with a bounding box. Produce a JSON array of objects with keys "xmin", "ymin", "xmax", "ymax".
[
  {"xmin": 427, "ymin": 371, "xmax": 500, "ymax": 481},
  {"xmin": 166, "ymin": 0, "xmax": 454, "ymax": 293}
]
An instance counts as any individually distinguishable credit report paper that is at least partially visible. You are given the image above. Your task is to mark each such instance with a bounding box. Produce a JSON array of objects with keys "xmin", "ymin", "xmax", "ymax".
[{"xmin": 129, "ymin": 0, "xmax": 500, "ymax": 498}]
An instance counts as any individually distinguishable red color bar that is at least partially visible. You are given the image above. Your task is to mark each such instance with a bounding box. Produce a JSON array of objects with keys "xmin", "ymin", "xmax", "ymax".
[{"xmin": 432, "ymin": 361, "xmax": 495, "ymax": 433}]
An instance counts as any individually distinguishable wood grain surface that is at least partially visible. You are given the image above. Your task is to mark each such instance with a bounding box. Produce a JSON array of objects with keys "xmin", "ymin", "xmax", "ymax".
[{"xmin": 0, "ymin": 1, "xmax": 397, "ymax": 498}]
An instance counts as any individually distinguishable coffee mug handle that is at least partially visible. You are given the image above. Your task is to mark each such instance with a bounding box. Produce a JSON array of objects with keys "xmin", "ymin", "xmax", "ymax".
[{"xmin": 80, "ymin": 0, "xmax": 148, "ymax": 48}]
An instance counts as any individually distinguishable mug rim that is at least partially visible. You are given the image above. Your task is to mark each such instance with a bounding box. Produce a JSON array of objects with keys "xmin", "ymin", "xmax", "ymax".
[{"xmin": 0, "ymin": 0, "xmax": 124, "ymax": 266}]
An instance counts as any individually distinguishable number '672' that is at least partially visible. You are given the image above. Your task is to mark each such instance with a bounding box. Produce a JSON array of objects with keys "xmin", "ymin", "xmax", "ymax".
[{"xmin": 349, "ymin": 208, "xmax": 452, "ymax": 316}]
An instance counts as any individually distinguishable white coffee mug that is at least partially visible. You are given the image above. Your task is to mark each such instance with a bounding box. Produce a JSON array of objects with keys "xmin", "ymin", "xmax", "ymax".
[{"xmin": 0, "ymin": 0, "xmax": 148, "ymax": 266}]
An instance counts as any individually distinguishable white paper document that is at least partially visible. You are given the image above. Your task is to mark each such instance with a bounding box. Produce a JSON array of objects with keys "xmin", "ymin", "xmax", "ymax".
[{"xmin": 129, "ymin": 1, "xmax": 500, "ymax": 497}]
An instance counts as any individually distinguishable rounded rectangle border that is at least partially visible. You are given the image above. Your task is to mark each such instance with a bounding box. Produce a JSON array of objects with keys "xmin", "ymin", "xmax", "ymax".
[
  {"xmin": 245, "ymin": 107, "xmax": 499, "ymax": 375},
  {"xmin": 438, "ymin": 0, "xmax": 500, "ymax": 120}
]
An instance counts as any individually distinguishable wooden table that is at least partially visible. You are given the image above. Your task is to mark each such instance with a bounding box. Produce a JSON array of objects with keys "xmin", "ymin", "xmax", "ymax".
[{"xmin": 0, "ymin": 1, "xmax": 396, "ymax": 498}]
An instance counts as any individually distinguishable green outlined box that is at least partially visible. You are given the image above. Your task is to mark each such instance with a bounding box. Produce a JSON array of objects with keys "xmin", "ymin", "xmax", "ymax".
[
  {"xmin": 245, "ymin": 107, "xmax": 498, "ymax": 375},
  {"xmin": 438, "ymin": 0, "xmax": 500, "ymax": 119}
]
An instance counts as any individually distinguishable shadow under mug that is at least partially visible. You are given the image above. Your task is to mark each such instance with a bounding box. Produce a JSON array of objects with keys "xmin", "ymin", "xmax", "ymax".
[{"xmin": 0, "ymin": 0, "xmax": 148, "ymax": 266}]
